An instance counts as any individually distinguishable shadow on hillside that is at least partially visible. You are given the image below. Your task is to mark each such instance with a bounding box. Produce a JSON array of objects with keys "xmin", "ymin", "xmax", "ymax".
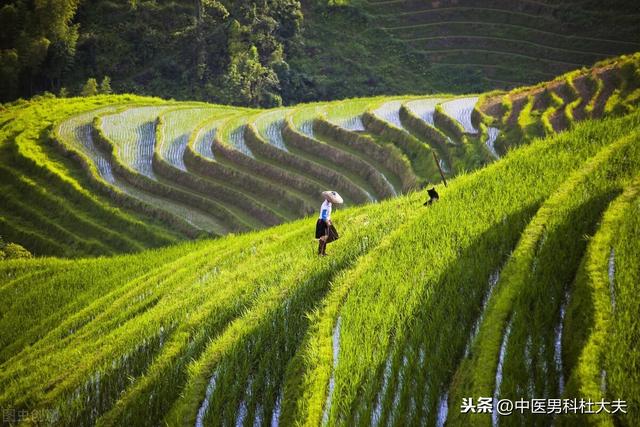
[
  {"xmin": 349, "ymin": 190, "xmax": 619, "ymax": 427},
  {"xmin": 493, "ymin": 190, "xmax": 619, "ymax": 427},
  {"xmin": 334, "ymin": 204, "xmax": 542, "ymax": 426},
  {"xmin": 186, "ymin": 254, "xmax": 356, "ymax": 427},
  {"xmin": 182, "ymin": 204, "xmax": 542, "ymax": 426}
]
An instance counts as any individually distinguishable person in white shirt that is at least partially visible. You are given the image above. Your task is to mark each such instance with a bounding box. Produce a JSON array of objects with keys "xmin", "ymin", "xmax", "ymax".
[{"xmin": 315, "ymin": 191, "xmax": 342, "ymax": 256}]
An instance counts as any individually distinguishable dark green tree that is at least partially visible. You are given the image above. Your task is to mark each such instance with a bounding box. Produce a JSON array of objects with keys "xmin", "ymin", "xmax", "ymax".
[
  {"xmin": 99, "ymin": 76, "xmax": 112, "ymax": 94},
  {"xmin": 81, "ymin": 78, "xmax": 98, "ymax": 96},
  {"xmin": 0, "ymin": 0, "xmax": 305, "ymax": 105},
  {"xmin": 221, "ymin": 21, "xmax": 280, "ymax": 107},
  {"xmin": 0, "ymin": 0, "xmax": 81, "ymax": 101}
]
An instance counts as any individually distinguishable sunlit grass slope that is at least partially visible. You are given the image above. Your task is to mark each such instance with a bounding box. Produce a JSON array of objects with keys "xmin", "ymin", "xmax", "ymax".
[
  {"xmin": 1, "ymin": 108, "xmax": 639, "ymax": 426},
  {"xmin": 0, "ymin": 95, "xmax": 185, "ymax": 257},
  {"xmin": 1, "ymin": 54, "xmax": 638, "ymax": 260}
]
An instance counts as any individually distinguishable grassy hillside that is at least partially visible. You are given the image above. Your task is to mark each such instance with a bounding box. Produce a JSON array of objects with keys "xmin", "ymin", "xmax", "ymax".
[
  {"xmin": 1, "ymin": 105, "xmax": 639, "ymax": 426},
  {"xmin": 1, "ymin": 53, "xmax": 640, "ymax": 426},
  {"xmin": 1, "ymin": 54, "xmax": 638, "ymax": 258},
  {"xmin": 0, "ymin": 94, "xmax": 188, "ymax": 257}
]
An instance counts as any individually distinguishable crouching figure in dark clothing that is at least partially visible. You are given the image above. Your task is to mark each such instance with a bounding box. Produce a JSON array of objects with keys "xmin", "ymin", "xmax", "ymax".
[
  {"xmin": 423, "ymin": 187, "xmax": 440, "ymax": 206},
  {"xmin": 316, "ymin": 191, "xmax": 343, "ymax": 256}
]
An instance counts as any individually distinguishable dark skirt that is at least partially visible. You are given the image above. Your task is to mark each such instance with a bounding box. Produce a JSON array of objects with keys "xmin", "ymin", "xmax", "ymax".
[{"xmin": 315, "ymin": 218, "xmax": 328, "ymax": 239}]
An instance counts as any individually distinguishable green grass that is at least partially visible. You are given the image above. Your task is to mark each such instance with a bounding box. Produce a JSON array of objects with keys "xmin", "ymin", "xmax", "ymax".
[
  {"xmin": 447, "ymin": 112, "xmax": 640, "ymax": 427},
  {"xmin": 492, "ymin": 130, "xmax": 638, "ymax": 427},
  {"xmin": 558, "ymin": 175, "xmax": 640, "ymax": 427},
  {"xmin": 601, "ymin": 180, "xmax": 640, "ymax": 425},
  {"xmin": 2, "ymin": 54, "xmax": 640, "ymax": 427},
  {"xmin": 296, "ymin": 112, "xmax": 640, "ymax": 426},
  {"xmin": 2, "ymin": 104, "xmax": 640, "ymax": 426},
  {"xmin": 155, "ymin": 107, "xmax": 285, "ymax": 229},
  {"xmin": 0, "ymin": 95, "xmax": 184, "ymax": 256}
]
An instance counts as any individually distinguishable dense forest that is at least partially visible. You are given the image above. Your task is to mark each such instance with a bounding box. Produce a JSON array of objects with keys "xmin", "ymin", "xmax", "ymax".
[
  {"xmin": 1, "ymin": 0, "xmax": 303, "ymax": 106},
  {"xmin": 2, "ymin": 0, "xmax": 640, "ymax": 106}
]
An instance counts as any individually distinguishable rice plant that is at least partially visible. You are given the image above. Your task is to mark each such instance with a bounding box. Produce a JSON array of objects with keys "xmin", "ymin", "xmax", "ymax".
[{"xmin": 1, "ymin": 55, "xmax": 640, "ymax": 427}]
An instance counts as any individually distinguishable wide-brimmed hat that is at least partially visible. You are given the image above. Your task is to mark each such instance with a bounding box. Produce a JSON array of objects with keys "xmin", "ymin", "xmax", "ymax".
[{"xmin": 322, "ymin": 190, "xmax": 343, "ymax": 204}]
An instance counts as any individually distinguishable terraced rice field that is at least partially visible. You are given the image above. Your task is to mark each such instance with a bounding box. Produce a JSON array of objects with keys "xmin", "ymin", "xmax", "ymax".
[
  {"xmin": 1, "ymin": 53, "xmax": 640, "ymax": 426},
  {"xmin": 217, "ymin": 115, "xmax": 256, "ymax": 158},
  {"xmin": 4, "ymin": 54, "xmax": 637, "ymax": 248},
  {"xmin": 192, "ymin": 122, "xmax": 218, "ymax": 160},
  {"xmin": 325, "ymin": 99, "xmax": 374, "ymax": 131},
  {"xmin": 58, "ymin": 109, "xmax": 228, "ymax": 234},
  {"xmin": 255, "ymin": 109, "xmax": 291, "ymax": 152},
  {"xmin": 158, "ymin": 108, "xmax": 224, "ymax": 171},
  {"xmin": 440, "ymin": 97, "xmax": 479, "ymax": 134},
  {"xmin": 334, "ymin": 115, "xmax": 365, "ymax": 132},
  {"xmin": 405, "ymin": 98, "xmax": 443, "ymax": 126},
  {"xmin": 475, "ymin": 54, "xmax": 640, "ymax": 156},
  {"xmin": 57, "ymin": 107, "xmax": 121, "ymax": 183},
  {"xmin": 2, "ymin": 105, "xmax": 639, "ymax": 426},
  {"xmin": 373, "ymin": 100, "xmax": 405, "ymax": 129},
  {"xmin": 101, "ymin": 106, "xmax": 171, "ymax": 178},
  {"xmin": 365, "ymin": 0, "xmax": 640, "ymax": 89}
]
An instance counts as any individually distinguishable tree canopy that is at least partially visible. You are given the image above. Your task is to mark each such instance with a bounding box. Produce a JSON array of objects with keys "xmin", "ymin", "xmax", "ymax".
[{"xmin": 0, "ymin": 0, "xmax": 303, "ymax": 106}]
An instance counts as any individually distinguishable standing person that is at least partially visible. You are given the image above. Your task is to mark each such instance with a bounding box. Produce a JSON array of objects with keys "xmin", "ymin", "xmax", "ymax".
[{"xmin": 316, "ymin": 191, "xmax": 343, "ymax": 256}]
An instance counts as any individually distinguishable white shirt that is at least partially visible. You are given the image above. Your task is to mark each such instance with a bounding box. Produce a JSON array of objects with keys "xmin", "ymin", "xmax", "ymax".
[{"xmin": 319, "ymin": 200, "xmax": 332, "ymax": 221}]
